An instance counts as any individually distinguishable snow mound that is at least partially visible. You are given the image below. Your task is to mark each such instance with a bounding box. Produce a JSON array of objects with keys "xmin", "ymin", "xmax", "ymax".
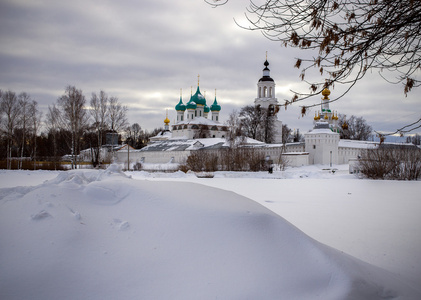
[
  {"xmin": 0, "ymin": 169, "xmax": 419, "ymax": 300},
  {"xmin": 45, "ymin": 164, "xmax": 130, "ymax": 187}
]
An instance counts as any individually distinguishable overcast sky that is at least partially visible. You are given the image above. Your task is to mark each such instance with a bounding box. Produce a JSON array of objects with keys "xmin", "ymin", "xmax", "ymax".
[{"xmin": 1, "ymin": 0, "xmax": 420, "ymax": 136}]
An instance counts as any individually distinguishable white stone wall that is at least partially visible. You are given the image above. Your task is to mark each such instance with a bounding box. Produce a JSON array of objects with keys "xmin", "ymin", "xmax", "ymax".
[
  {"xmin": 116, "ymin": 150, "xmax": 190, "ymax": 165},
  {"xmin": 282, "ymin": 153, "xmax": 309, "ymax": 167},
  {"xmin": 115, "ymin": 135, "xmax": 382, "ymax": 169},
  {"xmin": 338, "ymin": 147, "xmax": 362, "ymax": 164},
  {"xmin": 171, "ymin": 127, "xmax": 227, "ymax": 139}
]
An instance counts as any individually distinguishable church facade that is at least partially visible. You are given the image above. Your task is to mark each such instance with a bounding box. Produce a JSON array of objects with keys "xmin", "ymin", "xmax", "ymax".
[{"xmin": 170, "ymin": 78, "xmax": 227, "ymax": 140}]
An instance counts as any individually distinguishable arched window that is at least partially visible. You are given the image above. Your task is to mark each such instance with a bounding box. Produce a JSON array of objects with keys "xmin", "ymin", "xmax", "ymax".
[
  {"xmin": 268, "ymin": 104, "xmax": 274, "ymax": 116},
  {"xmin": 211, "ymin": 126, "xmax": 218, "ymax": 130},
  {"xmin": 191, "ymin": 125, "xmax": 199, "ymax": 129},
  {"xmin": 269, "ymin": 87, "xmax": 272, "ymax": 97},
  {"xmin": 263, "ymin": 86, "xmax": 267, "ymax": 97}
]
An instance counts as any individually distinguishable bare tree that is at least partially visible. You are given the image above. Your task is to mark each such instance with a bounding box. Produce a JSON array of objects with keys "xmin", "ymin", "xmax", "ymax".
[
  {"xmin": 239, "ymin": 105, "xmax": 275, "ymax": 143},
  {"xmin": 338, "ymin": 114, "xmax": 373, "ymax": 140},
  {"xmin": 17, "ymin": 93, "xmax": 32, "ymax": 169},
  {"xmin": 124, "ymin": 123, "xmax": 142, "ymax": 147},
  {"xmin": 225, "ymin": 110, "xmax": 245, "ymax": 148},
  {"xmin": 209, "ymin": 0, "xmax": 421, "ymax": 133},
  {"xmin": 45, "ymin": 104, "xmax": 61, "ymax": 169},
  {"xmin": 406, "ymin": 134, "xmax": 420, "ymax": 145},
  {"xmin": 108, "ymin": 96, "xmax": 128, "ymax": 133},
  {"xmin": 90, "ymin": 91, "xmax": 109, "ymax": 167},
  {"xmin": 239, "ymin": 105, "xmax": 263, "ymax": 140},
  {"xmin": 57, "ymin": 86, "xmax": 89, "ymax": 169},
  {"xmin": 29, "ymin": 100, "xmax": 42, "ymax": 168},
  {"xmin": 0, "ymin": 90, "xmax": 21, "ymax": 169},
  {"xmin": 261, "ymin": 108, "xmax": 275, "ymax": 144},
  {"xmin": 131, "ymin": 123, "xmax": 142, "ymax": 147}
]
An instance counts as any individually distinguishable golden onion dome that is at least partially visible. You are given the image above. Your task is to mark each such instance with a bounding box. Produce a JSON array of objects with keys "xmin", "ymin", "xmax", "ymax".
[{"xmin": 322, "ymin": 88, "xmax": 331, "ymax": 100}]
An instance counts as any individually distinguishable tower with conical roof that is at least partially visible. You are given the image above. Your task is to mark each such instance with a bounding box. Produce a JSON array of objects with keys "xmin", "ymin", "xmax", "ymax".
[{"xmin": 254, "ymin": 54, "xmax": 283, "ymax": 143}]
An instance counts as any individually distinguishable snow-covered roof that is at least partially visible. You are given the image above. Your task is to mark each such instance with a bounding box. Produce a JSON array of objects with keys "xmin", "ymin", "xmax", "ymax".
[
  {"xmin": 135, "ymin": 140, "xmax": 204, "ymax": 152},
  {"xmin": 306, "ymin": 128, "xmax": 339, "ymax": 135},
  {"xmin": 338, "ymin": 139, "xmax": 379, "ymax": 149},
  {"xmin": 126, "ymin": 137, "xmax": 267, "ymax": 153},
  {"xmin": 150, "ymin": 130, "xmax": 172, "ymax": 141},
  {"xmin": 338, "ymin": 139, "xmax": 416, "ymax": 149}
]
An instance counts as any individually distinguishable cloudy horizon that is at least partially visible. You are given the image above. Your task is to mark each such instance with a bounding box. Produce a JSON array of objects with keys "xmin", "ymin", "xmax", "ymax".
[{"xmin": 1, "ymin": 0, "xmax": 420, "ymax": 137}]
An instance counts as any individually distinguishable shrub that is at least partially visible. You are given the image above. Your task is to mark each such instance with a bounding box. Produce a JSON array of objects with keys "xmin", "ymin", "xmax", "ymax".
[{"xmin": 358, "ymin": 146, "xmax": 421, "ymax": 180}]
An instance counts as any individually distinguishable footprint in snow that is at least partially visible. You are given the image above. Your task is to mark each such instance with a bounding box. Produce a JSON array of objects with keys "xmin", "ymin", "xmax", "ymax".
[
  {"xmin": 113, "ymin": 218, "xmax": 130, "ymax": 231},
  {"xmin": 31, "ymin": 210, "xmax": 52, "ymax": 221}
]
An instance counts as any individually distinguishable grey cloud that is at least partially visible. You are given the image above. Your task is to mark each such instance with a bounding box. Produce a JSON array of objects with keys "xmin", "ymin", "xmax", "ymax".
[{"xmin": 0, "ymin": 0, "xmax": 419, "ymax": 135}]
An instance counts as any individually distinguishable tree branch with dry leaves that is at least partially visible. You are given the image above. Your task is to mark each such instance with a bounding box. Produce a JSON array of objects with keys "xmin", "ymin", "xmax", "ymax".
[{"xmin": 207, "ymin": 0, "xmax": 421, "ymax": 134}]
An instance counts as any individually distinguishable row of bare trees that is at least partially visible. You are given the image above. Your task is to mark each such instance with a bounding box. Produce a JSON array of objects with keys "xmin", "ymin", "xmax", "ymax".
[
  {"xmin": 0, "ymin": 86, "xmax": 130, "ymax": 169},
  {"xmin": 185, "ymin": 148, "xmax": 269, "ymax": 172},
  {"xmin": 46, "ymin": 86, "xmax": 129, "ymax": 168},
  {"xmin": 0, "ymin": 90, "xmax": 42, "ymax": 169}
]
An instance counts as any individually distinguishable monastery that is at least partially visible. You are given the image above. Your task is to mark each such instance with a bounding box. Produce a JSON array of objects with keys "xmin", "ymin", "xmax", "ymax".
[{"xmin": 116, "ymin": 58, "xmax": 390, "ymax": 170}]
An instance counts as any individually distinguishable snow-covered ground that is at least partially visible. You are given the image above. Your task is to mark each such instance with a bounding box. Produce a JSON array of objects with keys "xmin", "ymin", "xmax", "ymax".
[{"xmin": 0, "ymin": 165, "xmax": 420, "ymax": 299}]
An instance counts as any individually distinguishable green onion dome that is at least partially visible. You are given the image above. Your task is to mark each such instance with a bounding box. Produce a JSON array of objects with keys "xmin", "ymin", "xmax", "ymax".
[
  {"xmin": 175, "ymin": 97, "xmax": 186, "ymax": 111},
  {"xmin": 210, "ymin": 97, "xmax": 221, "ymax": 111},
  {"xmin": 204, "ymin": 105, "xmax": 210, "ymax": 113},
  {"xmin": 186, "ymin": 98, "xmax": 197, "ymax": 110},
  {"xmin": 191, "ymin": 86, "xmax": 206, "ymax": 106}
]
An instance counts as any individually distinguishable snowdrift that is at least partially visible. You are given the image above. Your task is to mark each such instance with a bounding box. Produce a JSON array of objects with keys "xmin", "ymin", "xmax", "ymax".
[{"xmin": 0, "ymin": 165, "xmax": 419, "ymax": 299}]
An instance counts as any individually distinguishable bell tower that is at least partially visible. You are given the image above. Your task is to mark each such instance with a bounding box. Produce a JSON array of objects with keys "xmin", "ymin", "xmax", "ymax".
[
  {"xmin": 255, "ymin": 53, "xmax": 278, "ymax": 110},
  {"xmin": 254, "ymin": 54, "xmax": 283, "ymax": 143}
]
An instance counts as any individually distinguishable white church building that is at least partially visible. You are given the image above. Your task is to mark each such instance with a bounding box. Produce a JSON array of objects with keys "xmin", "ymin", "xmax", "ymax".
[{"xmin": 116, "ymin": 58, "xmax": 395, "ymax": 169}]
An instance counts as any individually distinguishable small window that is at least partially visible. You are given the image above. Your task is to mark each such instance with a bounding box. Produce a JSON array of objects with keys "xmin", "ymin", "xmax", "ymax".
[{"xmin": 313, "ymin": 145, "xmax": 316, "ymax": 149}]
